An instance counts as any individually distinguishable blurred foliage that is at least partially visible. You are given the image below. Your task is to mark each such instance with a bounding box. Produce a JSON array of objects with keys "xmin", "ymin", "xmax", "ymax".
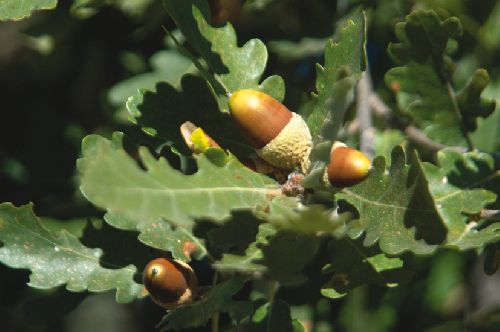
[{"xmin": 0, "ymin": 0, "xmax": 499, "ymax": 332}]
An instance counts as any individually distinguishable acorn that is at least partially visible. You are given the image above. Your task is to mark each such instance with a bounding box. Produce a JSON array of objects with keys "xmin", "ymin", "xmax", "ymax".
[
  {"xmin": 228, "ymin": 89, "xmax": 312, "ymax": 172},
  {"xmin": 143, "ymin": 258, "xmax": 198, "ymax": 309},
  {"xmin": 325, "ymin": 141, "xmax": 371, "ymax": 187}
]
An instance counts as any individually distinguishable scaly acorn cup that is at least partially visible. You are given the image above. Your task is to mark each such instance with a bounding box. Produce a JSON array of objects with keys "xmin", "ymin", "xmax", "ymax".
[
  {"xmin": 325, "ymin": 141, "xmax": 371, "ymax": 187},
  {"xmin": 228, "ymin": 89, "xmax": 312, "ymax": 171},
  {"xmin": 143, "ymin": 258, "xmax": 198, "ymax": 310}
]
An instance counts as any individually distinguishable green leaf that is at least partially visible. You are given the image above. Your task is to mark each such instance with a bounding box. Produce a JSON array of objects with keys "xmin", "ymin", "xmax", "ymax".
[
  {"xmin": 162, "ymin": 0, "xmax": 284, "ymax": 112},
  {"xmin": 104, "ymin": 213, "xmax": 206, "ymax": 261},
  {"xmin": 301, "ymin": 76, "xmax": 357, "ymax": 189},
  {"xmin": 470, "ymin": 77, "xmax": 500, "ymax": 153},
  {"xmin": 244, "ymin": 299, "xmax": 306, "ymax": 332},
  {"xmin": 207, "ymin": 211, "xmax": 261, "ymax": 258},
  {"xmin": 0, "ymin": 0, "xmax": 57, "ymax": 21},
  {"xmin": 385, "ymin": 10, "xmax": 476, "ymax": 146},
  {"xmin": 304, "ymin": 9, "xmax": 366, "ymax": 139},
  {"xmin": 267, "ymin": 196, "xmax": 349, "ymax": 235},
  {"xmin": 108, "ymin": 50, "xmax": 195, "ymax": 108},
  {"xmin": 338, "ymin": 146, "xmax": 447, "ymax": 255},
  {"xmin": 260, "ymin": 231, "xmax": 320, "ymax": 285},
  {"xmin": 157, "ymin": 277, "xmax": 247, "ymax": 330},
  {"xmin": 126, "ymin": 75, "xmax": 251, "ymax": 156},
  {"xmin": 0, "ymin": 203, "xmax": 142, "ymax": 303},
  {"xmin": 422, "ymin": 149, "xmax": 498, "ymax": 249},
  {"xmin": 214, "ymin": 223, "xmax": 320, "ymax": 285},
  {"xmin": 321, "ymin": 239, "xmax": 405, "ymax": 298},
  {"xmin": 373, "ymin": 129, "xmax": 406, "ymax": 165},
  {"xmin": 71, "ymin": 0, "xmax": 153, "ymax": 18},
  {"xmin": 40, "ymin": 217, "xmax": 90, "ymax": 239},
  {"xmin": 385, "ymin": 62, "xmax": 465, "ymax": 146},
  {"xmin": 213, "ymin": 223, "xmax": 275, "ymax": 274},
  {"xmin": 78, "ymin": 133, "xmax": 280, "ymax": 229},
  {"xmin": 456, "ymin": 69, "xmax": 496, "ymax": 132},
  {"xmin": 388, "ymin": 10, "xmax": 462, "ymax": 69},
  {"xmin": 423, "ymin": 251, "xmax": 465, "ymax": 313}
]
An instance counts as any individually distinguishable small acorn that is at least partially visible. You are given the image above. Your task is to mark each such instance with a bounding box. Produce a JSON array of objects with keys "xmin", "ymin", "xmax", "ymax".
[
  {"xmin": 228, "ymin": 89, "xmax": 312, "ymax": 171},
  {"xmin": 143, "ymin": 258, "xmax": 198, "ymax": 309},
  {"xmin": 180, "ymin": 121, "xmax": 220, "ymax": 154},
  {"xmin": 326, "ymin": 141, "xmax": 371, "ymax": 187}
]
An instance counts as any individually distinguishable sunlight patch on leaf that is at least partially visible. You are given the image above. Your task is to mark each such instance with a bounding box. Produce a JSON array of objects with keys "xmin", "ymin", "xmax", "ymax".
[
  {"xmin": 422, "ymin": 149, "xmax": 498, "ymax": 249},
  {"xmin": 78, "ymin": 133, "xmax": 280, "ymax": 229},
  {"xmin": 338, "ymin": 146, "xmax": 446, "ymax": 255},
  {"xmin": 0, "ymin": 203, "xmax": 142, "ymax": 303}
]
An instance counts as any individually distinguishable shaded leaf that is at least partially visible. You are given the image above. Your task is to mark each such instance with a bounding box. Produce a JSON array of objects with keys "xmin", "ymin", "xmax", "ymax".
[
  {"xmin": 157, "ymin": 277, "xmax": 247, "ymax": 330},
  {"xmin": 484, "ymin": 242, "xmax": 500, "ymax": 275},
  {"xmin": 321, "ymin": 239, "xmax": 405, "ymax": 298},
  {"xmin": 214, "ymin": 222, "xmax": 320, "ymax": 285},
  {"xmin": 207, "ymin": 211, "xmax": 261, "ymax": 258},
  {"xmin": 126, "ymin": 75, "xmax": 250, "ymax": 156},
  {"xmin": 385, "ymin": 62, "xmax": 465, "ymax": 146},
  {"xmin": 456, "ymin": 69, "xmax": 496, "ymax": 132},
  {"xmin": 104, "ymin": 212, "xmax": 206, "ymax": 262},
  {"xmin": 71, "ymin": 0, "xmax": 153, "ymax": 18},
  {"xmin": 267, "ymin": 196, "xmax": 349, "ymax": 235},
  {"xmin": 243, "ymin": 299, "xmax": 306, "ymax": 332},
  {"xmin": 162, "ymin": 0, "xmax": 284, "ymax": 112},
  {"xmin": 338, "ymin": 146, "xmax": 446, "ymax": 255},
  {"xmin": 470, "ymin": 76, "xmax": 500, "ymax": 153},
  {"xmin": 0, "ymin": 0, "xmax": 57, "ymax": 21},
  {"xmin": 0, "ymin": 203, "xmax": 142, "ymax": 303},
  {"xmin": 260, "ymin": 231, "xmax": 320, "ymax": 285},
  {"xmin": 108, "ymin": 50, "xmax": 194, "ymax": 108},
  {"xmin": 386, "ymin": 11, "xmax": 495, "ymax": 148},
  {"xmin": 78, "ymin": 133, "xmax": 280, "ymax": 229},
  {"xmin": 422, "ymin": 149, "xmax": 498, "ymax": 249},
  {"xmin": 304, "ymin": 9, "xmax": 366, "ymax": 139},
  {"xmin": 213, "ymin": 223, "xmax": 275, "ymax": 274}
]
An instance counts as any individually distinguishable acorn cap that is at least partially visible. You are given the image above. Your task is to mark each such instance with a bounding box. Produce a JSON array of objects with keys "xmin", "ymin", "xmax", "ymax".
[
  {"xmin": 326, "ymin": 144, "xmax": 371, "ymax": 187},
  {"xmin": 256, "ymin": 112, "xmax": 312, "ymax": 171},
  {"xmin": 143, "ymin": 258, "xmax": 198, "ymax": 309}
]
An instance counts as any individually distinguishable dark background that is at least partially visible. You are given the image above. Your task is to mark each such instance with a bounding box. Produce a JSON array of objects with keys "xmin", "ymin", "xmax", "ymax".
[{"xmin": 1, "ymin": 0, "xmax": 500, "ymax": 331}]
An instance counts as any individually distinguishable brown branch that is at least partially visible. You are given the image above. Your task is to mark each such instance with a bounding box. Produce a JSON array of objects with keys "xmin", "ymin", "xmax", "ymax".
[
  {"xmin": 463, "ymin": 209, "xmax": 500, "ymax": 222},
  {"xmin": 369, "ymin": 94, "xmax": 467, "ymax": 153}
]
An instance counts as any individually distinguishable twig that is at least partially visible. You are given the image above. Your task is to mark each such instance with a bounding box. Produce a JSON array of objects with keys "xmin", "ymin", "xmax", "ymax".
[
  {"xmin": 369, "ymin": 93, "xmax": 467, "ymax": 153},
  {"xmin": 463, "ymin": 209, "xmax": 500, "ymax": 222},
  {"xmin": 357, "ymin": 71, "xmax": 375, "ymax": 159}
]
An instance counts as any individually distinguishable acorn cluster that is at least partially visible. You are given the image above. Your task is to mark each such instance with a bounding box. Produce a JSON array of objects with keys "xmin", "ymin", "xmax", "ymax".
[
  {"xmin": 144, "ymin": 90, "xmax": 372, "ymax": 310},
  {"xmin": 228, "ymin": 89, "xmax": 371, "ymax": 188}
]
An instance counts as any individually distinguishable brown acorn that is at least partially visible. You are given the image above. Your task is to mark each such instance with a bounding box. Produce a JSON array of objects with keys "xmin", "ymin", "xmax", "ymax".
[
  {"xmin": 326, "ymin": 142, "xmax": 371, "ymax": 187},
  {"xmin": 143, "ymin": 258, "xmax": 198, "ymax": 309},
  {"xmin": 228, "ymin": 89, "xmax": 312, "ymax": 171}
]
